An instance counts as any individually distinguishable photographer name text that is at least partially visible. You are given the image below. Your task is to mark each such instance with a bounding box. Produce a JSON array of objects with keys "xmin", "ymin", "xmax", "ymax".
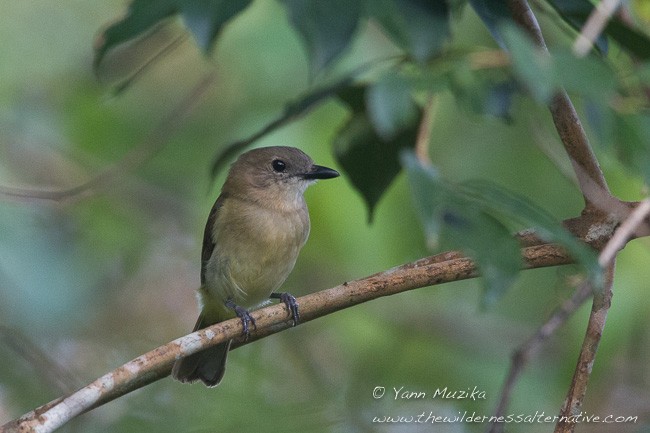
[{"xmin": 373, "ymin": 386, "xmax": 487, "ymax": 401}]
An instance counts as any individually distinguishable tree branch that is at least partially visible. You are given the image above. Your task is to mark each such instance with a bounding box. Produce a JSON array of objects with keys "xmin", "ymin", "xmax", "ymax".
[
  {"xmin": 555, "ymin": 198, "xmax": 650, "ymax": 432},
  {"xmin": 488, "ymin": 199, "xmax": 650, "ymax": 433},
  {"xmin": 487, "ymin": 280, "xmax": 593, "ymax": 433},
  {"xmin": 554, "ymin": 263, "xmax": 614, "ymax": 433},
  {"xmin": 497, "ymin": 4, "xmax": 644, "ymax": 431},
  {"xmin": 4, "ymin": 194, "xmax": 646, "ymax": 433},
  {"xmin": 1, "ymin": 238, "xmax": 597, "ymax": 433},
  {"xmin": 507, "ymin": 0, "xmax": 611, "ymax": 207}
]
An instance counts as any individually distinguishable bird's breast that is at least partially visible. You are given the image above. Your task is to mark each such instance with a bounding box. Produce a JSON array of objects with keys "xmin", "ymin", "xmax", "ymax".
[{"xmin": 203, "ymin": 197, "xmax": 310, "ymax": 308}]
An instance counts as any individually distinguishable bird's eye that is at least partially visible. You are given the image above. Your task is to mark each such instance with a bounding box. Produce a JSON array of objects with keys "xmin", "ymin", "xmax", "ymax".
[{"xmin": 271, "ymin": 159, "xmax": 286, "ymax": 173}]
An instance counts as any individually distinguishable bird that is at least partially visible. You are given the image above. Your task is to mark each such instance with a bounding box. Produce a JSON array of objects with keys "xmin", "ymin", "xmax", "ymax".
[{"xmin": 172, "ymin": 146, "xmax": 339, "ymax": 386}]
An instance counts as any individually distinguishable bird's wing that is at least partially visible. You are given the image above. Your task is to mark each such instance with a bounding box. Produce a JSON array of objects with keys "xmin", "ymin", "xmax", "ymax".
[{"xmin": 201, "ymin": 193, "xmax": 227, "ymax": 285}]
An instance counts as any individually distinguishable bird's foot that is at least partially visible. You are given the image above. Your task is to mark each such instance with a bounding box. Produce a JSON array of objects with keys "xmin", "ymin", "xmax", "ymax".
[
  {"xmin": 270, "ymin": 292, "xmax": 300, "ymax": 326},
  {"xmin": 225, "ymin": 300, "xmax": 257, "ymax": 339}
]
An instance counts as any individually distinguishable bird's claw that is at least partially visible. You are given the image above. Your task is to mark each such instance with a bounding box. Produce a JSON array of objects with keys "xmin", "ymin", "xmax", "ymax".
[
  {"xmin": 271, "ymin": 292, "xmax": 300, "ymax": 326},
  {"xmin": 225, "ymin": 300, "xmax": 256, "ymax": 340}
]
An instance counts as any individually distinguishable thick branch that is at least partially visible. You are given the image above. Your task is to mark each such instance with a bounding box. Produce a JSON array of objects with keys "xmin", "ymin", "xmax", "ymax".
[{"xmin": 2, "ymin": 241, "xmax": 582, "ymax": 433}]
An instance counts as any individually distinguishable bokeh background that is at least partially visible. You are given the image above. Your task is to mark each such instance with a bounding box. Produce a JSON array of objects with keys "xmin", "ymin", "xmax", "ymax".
[{"xmin": 1, "ymin": 1, "xmax": 649, "ymax": 432}]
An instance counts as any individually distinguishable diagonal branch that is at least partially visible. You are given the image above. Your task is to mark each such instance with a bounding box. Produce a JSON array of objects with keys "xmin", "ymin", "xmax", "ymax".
[
  {"xmin": 4, "ymin": 194, "xmax": 647, "ymax": 433},
  {"xmin": 1, "ymin": 240, "xmax": 587, "ymax": 433},
  {"xmin": 507, "ymin": 0, "xmax": 610, "ymax": 207}
]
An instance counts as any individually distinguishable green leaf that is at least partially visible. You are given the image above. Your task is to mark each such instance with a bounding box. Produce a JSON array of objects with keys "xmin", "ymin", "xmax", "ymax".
[
  {"xmin": 94, "ymin": 0, "xmax": 252, "ymax": 69},
  {"xmin": 501, "ymin": 25, "xmax": 616, "ymax": 104},
  {"xmin": 180, "ymin": 0, "xmax": 252, "ymax": 52},
  {"xmin": 552, "ymin": 49, "xmax": 616, "ymax": 102},
  {"xmin": 468, "ymin": 0, "xmax": 512, "ymax": 49},
  {"xmin": 366, "ymin": 74, "xmax": 419, "ymax": 140},
  {"xmin": 612, "ymin": 114, "xmax": 650, "ymax": 185},
  {"xmin": 399, "ymin": 153, "xmax": 447, "ymax": 247},
  {"xmin": 367, "ymin": 0, "xmax": 451, "ymax": 62},
  {"xmin": 336, "ymin": 84, "xmax": 368, "ymax": 113},
  {"xmin": 460, "ymin": 179, "xmax": 602, "ymax": 287},
  {"xmin": 94, "ymin": 0, "xmax": 177, "ymax": 69},
  {"xmin": 603, "ymin": 19, "xmax": 650, "ymax": 60},
  {"xmin": 548, "ymin": 0, "xmax": 650, "ymax": 59},
  {"xmin": 401, "ymin": 152, "xmax": 522, "ymax": 306},
  {"xmin": 500, "ymin": 24, "xmax": 555, "ymax": 102},
  {"xmin": 280, "ymin": 0, "xmax": 361, "ymax": 75},
  {"xmin": 441, "ymin": 205, "xmax": 522, "ymax": 307},
  {"xmin": 334, "ymin": 113, "xmax": 418, "ymax": 222}
]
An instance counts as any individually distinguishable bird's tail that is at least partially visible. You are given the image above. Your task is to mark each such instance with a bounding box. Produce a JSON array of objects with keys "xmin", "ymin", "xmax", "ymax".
[{"xmin": 172, "ymin": 313, "xmax": 231, "ymax": 387}]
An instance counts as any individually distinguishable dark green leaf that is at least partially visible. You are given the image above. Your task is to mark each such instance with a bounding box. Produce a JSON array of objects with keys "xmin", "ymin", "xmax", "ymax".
[
  {"xmin": 483, "ymin": 81, "xmax": 516, "ymax": 121},
  {"xmin": 460, "ymin": 179, "xmax": 602, "ymax": 287},
  {"xmin": 400, "ymin": 153, "xmax": 447, "ymax": 246},
  {"xmin": 500, "ymin": 24, "xmax": 554, "ymax": 102},
  {"xmin": 442, "ymin": 206, "xmax": 522, "ymax": 307},
  {"xmin": 401, "ymin": 152, "xmax": 522, "ymax": 306},
  {"xmin": 280, "ymin": 0, "xmax": 361, "ymax": 75},
  {"xmin": 548, "ymin": 0, "xmax": 650, "ymax": 59},
  {"xmin": 366, "ymin": 74, "xmax": 419, "ymax": 140},
  {"xmin": 367, "ymin": 0, "xmax": 451, "ymax": 62},
  {"xmin": 552, "ymin": 49, "xmax": 616, "ymax": 102},
  {"xmin": 603, "ymin": 19, "xmax": 650, "ymax": 60},
  {"xmin": 334, "ymin": 114, "xmax": 418, "ymax": 222},
  {"xmin": 94, "ymin": 0, "xmax": 252, "ymax": 69},
  {"xmin": 94, "ymin": 0, "xmax": 177, "ymax": 69},
  {"xmin": 468, "ymin": 0, "xmax": 512, "ymax": 48},
  {"xmin": 336, "ymin": 84, "xmax": 368, "ymax": 113},
  {"xmin": 180, "ymin": 0, "xmax": 252, "ymax": 52},
  {"xmin": 613, "ymin": 114, "xmax": 650, "ymax": 185}
]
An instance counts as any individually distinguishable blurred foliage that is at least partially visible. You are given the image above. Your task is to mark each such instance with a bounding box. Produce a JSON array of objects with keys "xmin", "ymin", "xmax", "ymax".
[{"xmin": 2, "ymin": 0, "xmax": 650, "ymax": 432}]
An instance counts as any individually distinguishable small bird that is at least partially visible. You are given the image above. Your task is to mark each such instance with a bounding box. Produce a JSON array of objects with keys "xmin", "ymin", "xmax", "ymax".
[{"xmin": 172, "ymin": 146, "xmax": 339, "ymax": 386}]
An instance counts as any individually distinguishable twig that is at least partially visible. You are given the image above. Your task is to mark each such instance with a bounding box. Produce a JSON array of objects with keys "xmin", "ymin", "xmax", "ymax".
[
  {"xmin": 555, "ymin": 198, "xmax": 650, "ymax": 432},
  {"xmin": 414, "ymin": 94, "xmax": 436, "ymax": 165},
  {"xmin": 572, "ymin": 0, "xmax": 623, "ymax": 57},
  {"xmin": 0, "ymin": 326, "xmax": 82, "ymax": 394},
  {"xmin": 488, "ymin": 199, "xmax": 650, "ymax": 433},
  {"xmin": 492, "ymin": 3, "xmax": 636, "ymax": 431},
  {"xmin": 554, "ymin": 263, "xmax": 614, "ymax": 433},
  {"xmin": 487, "ymin": 280, "xmax": 593, "ymax": 433},
  {"xmin": 0, "ymin": 73, "xmax": 215, "ymax": 203},
  {"xmin": 1, "ymin": 241, "xmax": 586, "ymax": 433}
]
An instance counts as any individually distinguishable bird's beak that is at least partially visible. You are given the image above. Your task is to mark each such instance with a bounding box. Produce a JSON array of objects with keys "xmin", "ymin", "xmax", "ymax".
[{"xmin": 302, "ymin": 165, "xmax": 340, "ymax": 180}]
